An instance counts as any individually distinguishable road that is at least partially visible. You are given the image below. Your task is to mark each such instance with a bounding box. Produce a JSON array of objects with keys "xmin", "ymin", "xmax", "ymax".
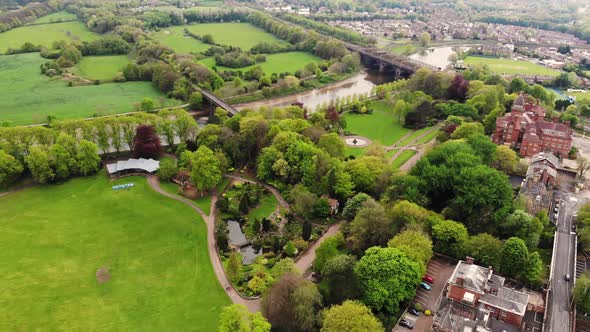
[{"xmin": 548, "ymin": 197, "xmax": 578, "ymax": 332}]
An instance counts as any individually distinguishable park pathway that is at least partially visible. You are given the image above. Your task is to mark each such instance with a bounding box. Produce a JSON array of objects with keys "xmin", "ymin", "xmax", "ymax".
[
  {"xmin": 387, "ymin": 124, "xmax": 441, "ymax": 164},
  {"xmin": 146, "ymin": 175, "xmax": 343, "ymax": 313}
]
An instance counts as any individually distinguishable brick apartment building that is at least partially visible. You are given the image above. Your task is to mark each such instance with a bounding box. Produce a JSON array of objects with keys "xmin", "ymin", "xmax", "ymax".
[
  {"xmin": 493, "ymin": 92, "xmax": 573, "ymax": 158},
  {"xmin": 433, "ymin": 258, "xmax": 544, "ymax": 332}
]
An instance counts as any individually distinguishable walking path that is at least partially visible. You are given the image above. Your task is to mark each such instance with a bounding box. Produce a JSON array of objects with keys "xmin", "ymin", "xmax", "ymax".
[
  {"xmin": 146, "ymin": 175, "xmax": 343, "ymax": 313},
  {"xmin": 388, "ymin": 125, "xmax": 441, "ymax": 164}
]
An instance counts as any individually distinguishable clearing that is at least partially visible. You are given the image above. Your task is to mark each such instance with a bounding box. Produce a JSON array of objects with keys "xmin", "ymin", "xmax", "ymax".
[
  {"xmin": 343, "ymin": 100, "xmax": 411, "ymax": 146},
  {"xmin": 32, "ymin": 11, "xmax": 78, "ymax": 24},
  {"xmin": 76, "ymin": 55, "xmax": 130, "ymax": 81},
  {"xmin": 0, "ymin": 21, "xmax": 98, "ymax": 53},
  {"xmin": 0, "ymin": 175, "xmax": 230, "ymax": 331},
  {"xmin": 152, "ymin": 26, "xmax": 210, "ymax": 54},
  {"xmin": 463, "ymin": 56, "xmax": 560, "ymax": 77},
  {"xmin": 200, "ymin": 51, "xmax": 320, "ymax": 75},
  {"xmin": 0, "ymin": 53, "xmax": 179, "ymax": 125},
  {"xmin": 185, "ymin": 23, "xmax": 286, "ymax": 50}
]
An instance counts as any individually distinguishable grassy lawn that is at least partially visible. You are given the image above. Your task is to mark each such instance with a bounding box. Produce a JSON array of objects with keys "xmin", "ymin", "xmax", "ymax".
[
  {"xmin": 0, "ymin": 21, "xmax": 98, "ymax": 53},
  {"xmin": 0, "ymin": 175, "xmax": 229, "ymax": 331},
  {"xmin": 185, "ymin": 23, "xmax": 286, "ymax": 50},
  {"xmin": 343, "ymin": 100, "xmax": 411, "ymax": 146},
  {"xmin": 390, "ymin": 43, "xmax": 418, "ymax": 56},
  {"xmin": 200, "ymin": 51, "xmax": 320, "ymax": 75},
  {"xmin": 391, "ymin": 150, "xmax": 417, "ymax": 169},
  {"xmin": 0, "ymin": 53, "xmax": 179, "ymax": 125},
  {"xmin": 32, "ymin": 11, "xmax": 78, "ymax": 24},
  {"xmin": 570, "ymin": 90, "xmax": 590, "ymax": 102},
  {"xmin": 244, "ymin": 194, "xmax": 278, "ymax": 238},
  {"xmin": 152, "ymin": 26, "xmax": 210, "ymax": 54},
  {"xmin": 397, "ymin": 127, "xmax": 432, "ymax": 146},
  {"xmin": 464, "ymin": 56, "xmax": 560, "ymax": 77},
  {"xmin": 416, "ymin": 129, "xmax": 439, "ymax": 144},
  {"xmin": 345, "ymin": 146, "xmax": 365, "ymax": 158},
  {"xmin": 159, "ymin": 180, "xmax": 213, "ymax": 215},
  {"xmin": 386, "ymin": 149, "xmax": 398, "ymax": 158},
  {"xmin": 76, "ymin": 55, "xmax": 130, "ymax": 81}
]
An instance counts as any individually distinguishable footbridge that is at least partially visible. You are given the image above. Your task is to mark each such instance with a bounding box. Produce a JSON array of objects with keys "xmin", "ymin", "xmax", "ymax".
[
  {"xmin": 344, "ymin": 43, "xmax": 440, "ymax": 77},
  {"xmin": 195, "ymin": 86, "xmax": 240, "ymax": 116}
]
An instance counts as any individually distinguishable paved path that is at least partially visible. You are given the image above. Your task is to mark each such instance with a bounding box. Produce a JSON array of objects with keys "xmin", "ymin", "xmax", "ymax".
[
  {"xmin": 294, "ymin": 222, "xmax": 341, "ymax": 272},
  {"xmin": 389, "ymin": 125, "xmax": 441, "ymax": 166},
  {"xmin": 224, "ymin": 174, "xmax": 290, "ymax": 210}
]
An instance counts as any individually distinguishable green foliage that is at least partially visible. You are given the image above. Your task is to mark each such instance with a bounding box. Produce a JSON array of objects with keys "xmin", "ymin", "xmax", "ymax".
[
  {"xmin": 431, "ymin": 218, "xmax": 468, "ymax": 258},
  {"xmin": 354, "ymin": 247, "xmax": 421, "ymax": 313},
  {"xmin": 219, "ymin": 304, "xmax": 271, "ymax": 332},
  {"xmin": 227, "ymin": 251, "xmax": 242, "ymax": 283},
  {"xmin": 158, "ymin": 158, "xmax": 178, "ymax": 180},
  {"xmin": 284, "ymin": 241, "xmax": 298, "ymax": 257},
  {"xmin": 342, "ymin": 193, "xmax": 372, "ymax": 221},
  {"xmin": 321, "ymin": 300, "xmax": 384, "ymax": 332},
  {"xmin": 345, "ymin": 156, "xmax": 386, "ymax": 194},
  {"xmin": 575, "ymin": 273, "xmax": 590, "ymax": 315},
  {"xmin": 500, "ymin": 237, "xmax": 529, "ymax": 278},
  {"xmin": 25, "ymin": 146, "xmax": 54, "ymax": 184},
  {"xmin": 318, "ymin": 133, "xmax": 345, "ymax": 159},
  {"xmin": 466, "ymin": 134, "xmax": 497, "ymax": 166},
  {"xmin": 450, "ymin": 122, "xmax": 484, "ymax": 139},
  {"xmin": 523, "ymin": 252, "xmax": 543, "ymax": 285},
  {"xmin": 189, "ymin": 91, "xmax": 204, "ymax": 109},
  {"xmin": 0, "ymin": 150, "xmax": 23, "ymax": 187},
  {"xmin": 320, "ymin": 255, "xmax": 360, "ymax": 305},
  {"xmin": 388, "ymin": 229, "xmax": 433, "ymax": 276},
  {"xmin": 191, "ymin": 145, "xmax": 221, "ymax": 194},
  {"xmin": 314, "ymin": 232, "xmax": 345, "ymax": 272},
  {"xmin": 466, "ymin": 233, "xmax": 503, "ymax": 268},
  {"xmin": 349, "ymin": 199, "xmax": 393, "ymax": 252},
  {"xmin": 76, "ymin": 140, "xmax": 100, "ymax": 176},
  {"xmin": 500, "ymin": 210, "xmax": 543, "ymax": 250}
]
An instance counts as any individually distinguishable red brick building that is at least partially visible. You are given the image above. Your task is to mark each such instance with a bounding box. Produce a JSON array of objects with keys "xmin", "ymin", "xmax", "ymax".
[{"xmin": 493, "ymin": 93, "xmax": 573, "ymax": 158}]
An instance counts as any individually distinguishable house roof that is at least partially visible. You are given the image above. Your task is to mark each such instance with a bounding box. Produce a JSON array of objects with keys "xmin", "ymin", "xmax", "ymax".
[{"xmin": 106, "ymin": 158, "xmax": 160, "ymax": 174}]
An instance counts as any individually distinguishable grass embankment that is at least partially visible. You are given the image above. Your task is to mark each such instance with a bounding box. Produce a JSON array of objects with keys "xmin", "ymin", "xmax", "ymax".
[
  {"xmin": 32, "ymin": 11, "xmax": 78, "ymax": 24},
  {"xmin": 0, "ymin": 21, "xmax": 98, "ymax": 53},
  {"xmin": 200, "ymin": 51, "xmax": 321, "ymax": 75},
  {"xmin": 185, "ymin": 23, "xmax": 287, "ymax": 50},
  {"xmin": 0, "ymin": 175, "xmax": 229, "ymax": 331},
  {"xmin": 344, "ymin": 100, "xmax": 412, "ymax": 146},
  {"xmin": 463, "ymin": 56, "xmax": 560, "ymax": 77},
  {"xmin": 76, "ymin": 55, "xmax": 130, "ymax": 81},
  {"xmin": 0, "ymin": 53, "xmax": 179, "ymax": 125},
  {"xmin": 391, "ymin": 150, "xmax": 417, "ymax": 169},
  {"xmin": 152, "ymin": 26, "xmax": 210, "ymax": 54}
]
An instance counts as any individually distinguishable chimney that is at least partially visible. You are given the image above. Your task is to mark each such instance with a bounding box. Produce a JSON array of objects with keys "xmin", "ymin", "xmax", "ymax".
[
  {"xmin": 466, "ymin": 256, "xmax": 474, "ymax": 264},
  {"xmin": 553, "ymin": 115, "xmax": 560, "ymax": 123}
]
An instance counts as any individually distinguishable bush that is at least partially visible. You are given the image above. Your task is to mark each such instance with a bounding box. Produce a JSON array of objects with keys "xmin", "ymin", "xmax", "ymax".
[{"xmin": 158, "ymin": 158, "xmax": 178, "ymax": 180}]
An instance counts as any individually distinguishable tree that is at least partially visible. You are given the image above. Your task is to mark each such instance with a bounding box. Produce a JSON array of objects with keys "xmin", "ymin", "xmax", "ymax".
[
  {"xmin": 354, "ymin": 247, "xmax": 421, "ymax": 313},
  {"xmin": 26, "ymin": 146, "xmax": 53, "ymax": 184},
  {"xmin": 523, "ymin": 251, "xmax": 543, "ymax": 285},
  {"xmin": 493, "ymin": 145, "xmax": 518, "ymax": 173},
  {"xmin": 292, "ymin": 281, "xmax": 322, "ymax": 331},
  {"xmin": 219, "ymin": 304, "xmax": 271, "ymax": 332},
  {"xmin": 76, "ymin": 139, "xmax": 101, "ymax": 176},
  {"xmin": 290, "ymin": 184, "xmax": 317, "ymax": 219},
  {"xmin": 342, "ymin": 193, "xmax": 372, "ymax": 220},
  {"xmin": 227, "ymin": 251, "xmax": 242, "ymax": 283},
  {"xmin": 0, "ymin": 150, "xmax": 23, "ymax": 187},
  {"xmin": 321, "ymin": 255, "xmax": 360, "ymax": 305},
  {"xmin": 575, "ymin": 273, "xmax": 590, "ymax": 315},
  {"xmin": 577, "ymin": 157, "xmax": 590, "ymax": 178},
  {"xmin": 140, "ymin": 98, "xmax": 155, "ymax": 111},
  {"xmin": 349, "ymin": 200, "xmax": 393, "ymax": 252},
  {"xmin": 419, "ymin": 32, "xmax": 431, "ymax": 47},
  {"xmin": 500, "ymin": 237, "xmax": 529, "ymax": 278},
  {"xmin": 318, "ymin": 133, "xmax": 345, "ymax": 159},
  {"xmin": 158, "ymin": 158, "xmax": 178, "ymax": 180},
  {"xmin": 321, "ymin": 300, "xmax": 383, "ymax": 332},
  {"xmin": 48, "ymin": 143, "xmax": 74, "ymax": 181},
  {"xmin": 500, "ymin": 210, "xmax": 543, "ymax": 250},
  {"xmin": 284, "ymin": 241, "xmax": 297, "ymax": 257},
  {"xmin": 302, "ymin": 219, "xmax": 312, "ymax": 241},
  {"xmin": 466, "ymin": 233, "xmax": 503, "ymax": 268},
  {"xmin": 190, "ymin": 145, "xmax": 221, "ymax": 195},
  {"xmin": 466, "ymin": 134, "xmax": 497, "ymax": 165},
  {"xmin": 431, "ymin": 218, "xmax": 468, "ymax": 258},
  {"xmin": 388, "ymin": 229, "xmax": 433, "ymax": 275},
  {"xmin": 314, "ymin": 232, "xmax": 344, "ymax": 271},
  {"xmin": 133, "ymin": 125, "xmax": 162, "ymax": 159},
  {"xmin": 189, "ymin": 91, "xmax": 203, "ymax": 109},
  {"xmin": 450, "ymin": 122, "xmax": 484, "ymax": 139}
]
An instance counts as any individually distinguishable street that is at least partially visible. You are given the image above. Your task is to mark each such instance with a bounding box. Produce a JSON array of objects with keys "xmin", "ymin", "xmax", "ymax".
[{"xmin": 548, "ymin": 197, "xmax": 578, "ymax": 332}]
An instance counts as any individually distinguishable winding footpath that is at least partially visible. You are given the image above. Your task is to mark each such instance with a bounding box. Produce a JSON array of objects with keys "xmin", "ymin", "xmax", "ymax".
[{"xmin": 146, "ymin": 174, "xmax": 341, "ymax": 313}]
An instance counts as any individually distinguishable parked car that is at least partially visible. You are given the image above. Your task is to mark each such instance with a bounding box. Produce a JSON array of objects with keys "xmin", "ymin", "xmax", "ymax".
[
  {"xmin": 565, "ymin": 274, "xmax": 571, "ymax": 282},
  {"xmin": 409, "ymin": 308, "xmax": 421, "ymax": 316},
  {"xmin": 422, "ymin": 275, "xmax": 434, "ymax": 283},
  {"xmin": 399, "ymin": 319, "xmax": 414, "ymax": 329},
  {"xmin": 420, "ymin": 282, "xmax": 431, "ymax": 291}
]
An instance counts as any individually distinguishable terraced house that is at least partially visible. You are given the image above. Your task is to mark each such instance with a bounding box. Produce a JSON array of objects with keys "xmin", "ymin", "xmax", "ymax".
[{"xmin": 493, "ymin": 92, "xmax": 573, "ymax": 158}]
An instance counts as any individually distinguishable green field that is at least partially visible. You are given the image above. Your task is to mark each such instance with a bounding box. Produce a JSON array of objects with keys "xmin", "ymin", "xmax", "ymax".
[
  {"xmin": 159, "ymin": 180, "xmax": 213, "ymax": 215},
  {"xmin": 397, "ymin": 126, "xmax": 432, "ymax": 146},
  {"xmin": 200, "ymin": 51, "xmax": 320, "ymax": 75},
  {"xmin": 0, "ymin": 175, "xmax": 229, "ymax": 331},
  {"xmin": 76, "ymin": 55, "xmax": 130, "ymax": 80},
  {"xmin": 0, "ymin": 53, "xmax": 179, "ymax": 125},
  {"xmin": 464, "ymin": 56, "xmax": 560, "ymax": 77},
  {"xmin": 32, "ymin": 11, "xmax": 78, "ymax": 24},
  {"xmin": 152, "ymin": 26, "xmax": 210, "ymax": 54},
  {"xmin": 391, "ymin": 150, "xmax": 417, "ymax": 169},
  {"xmin": 343, "ymin": 100, "xmax": 411, "ymax": 146},
  {"xmin": 570, "ymin": 90, "xmax": 590, "ymax": 102},
  {"xmin": 0, "ymin": 21, "xmax": 98, "ymax": 53},
  {"xmin": 416, "ymin": 129, "xmax": 439, "ymax": 144},
  {"xmin": 185, "ymin": 23, "xmax": 286, "ymax": 50}
]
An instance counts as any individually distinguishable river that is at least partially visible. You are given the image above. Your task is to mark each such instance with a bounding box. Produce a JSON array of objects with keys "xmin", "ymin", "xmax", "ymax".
[{"xmin": 233, "ymin": 70, "xmax": 395, "ymax": 112}]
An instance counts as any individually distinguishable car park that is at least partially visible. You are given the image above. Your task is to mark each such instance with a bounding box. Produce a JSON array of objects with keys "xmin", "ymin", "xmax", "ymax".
[
  {"xmin": 420, "ymin": 282, "xmax": 431, "ymax": 291},
  {"xmin": 409, "ymin": 308, "xmax": 420, "ymax": 316},
  {"xmin": 422, "ymin": 275, "xmax": 434, "ymax": 283},
  {"xmin": 399, "ymin": 320, "xmax": 414, "ymax": 329}
]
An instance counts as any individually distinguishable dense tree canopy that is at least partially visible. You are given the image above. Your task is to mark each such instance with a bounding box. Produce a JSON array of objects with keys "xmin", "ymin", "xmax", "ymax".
[
  {"xmin": 218, "ymin": 304, "xmax": 271, "ymax": 332},
  {"xmin": 321, "ymin": 300, "xmax": 384, "ymax": 332}
]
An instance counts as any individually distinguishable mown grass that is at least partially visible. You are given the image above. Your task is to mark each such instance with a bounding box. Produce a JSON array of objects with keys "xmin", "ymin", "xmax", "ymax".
[
  {"xmin": 32, "ymin": 11, "xmax": 78, "ymax": 24},
  {"xmin": 416, "ymin": 129, "xmax": 439, "ymax": 144},
  {"xmin": 0, "ymin": 21, "xmax": 98, "ymax": 53},
  {"xmin": 391, "ymin": 150, "xmax": 417, "ymax": 169},
  {"xmin": 152, "ymin": 26, "xmax": 210, "ymax": 54},
  {"xmin": 0, "ymin": 174, "xmax": 230, "ymax": 331},
  {"xmin": 244, "ymin": 194, "xmax": 278, "ymax": 238},
  {"xmin": 397, "ymin": 126, "xmax": 432, "ymax": 146},
  {"xmin": 0, "ymin": 53, "xmax": 179, "ymax": 125},
  {"xmin": 185, "ymin": 23, "xmax": 286, "ymax": 50},
  {"xmin": 76, "ymin": 55, "xmax": 129, "ymax": 80},
  {"xmin": 463, "ymin": 56, "xmax": 560, "ymax": 77},
  {"xmin": 200, "ymin": 51, "xmax": 321, "ymax": 75},
  {"xmin": 159, "ymin": 180, "xmax": 213, "ymax": 215},
  {"xmin": 343, "ymin": 100, "xmax": 411, "ymax": 146},
  {"xmin": 570, "ymin": 90, "xmax": 590, "ymax": 102}
]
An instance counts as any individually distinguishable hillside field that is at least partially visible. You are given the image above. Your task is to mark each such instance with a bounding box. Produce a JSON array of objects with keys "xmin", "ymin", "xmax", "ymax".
[
  {"xmin": 0, "ymin": 21, "xmax": 98, "ymax": 53},
  {"xmin": 464, "ymin": 56, "xmax": 560, "ymax": 77},
  {"xmin": 200, "ymin": 51, "xmax": 321, "ymax": 75},
  {"xmin": 32, "ymin": 11, "xmax": 78, "ymax": 24},
  {"xmin": 152, "ymin": 26, "xmax": 210, "ymax": 54},
  {"xmin": 0, "ymin": 175, "xmax": 230, "ymax": 331},
  {"xmin": 0, "ymin": 53, "xmax": 179, "ymax": 125},
  {"xmin": 185, "ymin": 22, "xmax": 286, "ymax": 50},
  {"xmin": 76, "ymin": 55, "xmax": 130, "ymax": 81}
]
